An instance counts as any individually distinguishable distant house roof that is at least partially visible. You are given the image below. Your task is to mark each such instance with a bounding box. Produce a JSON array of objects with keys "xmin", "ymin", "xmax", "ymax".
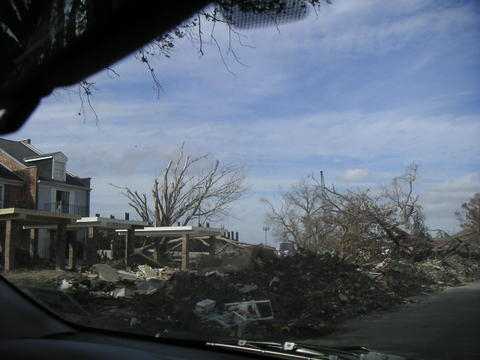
[
  {"xmin": 0, "ymin": 163, "xmax": 23, "ymax": 182},
  {"xmin": 0, "ymin": 138, "xmax": 38, "ymax": 165},
  {"xmin": 0, "ymin": 138, "xmax": 89, "ymax": 188}
]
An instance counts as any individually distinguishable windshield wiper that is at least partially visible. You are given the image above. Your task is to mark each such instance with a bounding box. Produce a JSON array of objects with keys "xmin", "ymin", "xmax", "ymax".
[{"xmin": 206, "ymin": 339, "xmax": 408, "ymax": 360}]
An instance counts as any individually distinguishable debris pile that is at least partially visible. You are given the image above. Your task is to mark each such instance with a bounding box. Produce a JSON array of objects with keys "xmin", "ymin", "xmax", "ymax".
[
  {"xmin": 13, "ymin": 237, "xmax": 479, "ymax": 341},
  {"xmin": 56, "ymin": 253, "xmax": 400, "ymax": 339},
  {"xmin": 369, "ymin": 238, "xmax": 480, "ymax": 297}
]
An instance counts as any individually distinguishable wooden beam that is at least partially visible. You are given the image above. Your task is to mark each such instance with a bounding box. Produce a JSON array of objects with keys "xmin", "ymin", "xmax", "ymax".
[
  {"xmin": 111, "ymin": 230, "xmax": 120, "ymax": 260},
  {"xmin": 125, "ymin": 228, "xmax": 135, "ymax": 267},
  {"xmin": 67, "ymin": 231, "xmax": 77, "ymax": 270},
  {"xmin": 29, "ymin": 228, "xmax": 38, "ymax": 263},
  {"xmin": 49, "ymin": 229, "xmax": 56, "ymax": 262},
  {"xmin": 181, "ymin": 234, "xmax": 190, "ymax": 271},
  {"xmin": 55, "ymin": 223, "xmax": 67, "ymax": 270},
  {"xmin": 85, "ymin": 226, "xmax": 97, "ymax": 267},
  {"xmin": 4, "ymin": 220, "xmax": 14, "ymax": 272}
]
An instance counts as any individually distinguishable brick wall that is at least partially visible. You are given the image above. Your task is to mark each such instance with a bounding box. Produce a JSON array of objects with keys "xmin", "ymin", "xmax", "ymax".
[
  {"xmin": 0, "ymin": 152, "xmax": 25, "ymax": 171},
  {"xmin": 15, "ymin": 167, "xmax": 38, "ymax": 209},
  {"xmin": 0, "ymin": 152, "xmax": 38, "ymax": 209}
]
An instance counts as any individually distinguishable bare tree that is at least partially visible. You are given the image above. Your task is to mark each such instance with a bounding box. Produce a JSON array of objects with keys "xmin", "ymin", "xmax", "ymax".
[
  {"xmin": 455, "ymin": 193, "xmax": 480, "ymax": 242},
  {"xmin": 262, "ymin": 175, "xmax": 337, "ymax": 252},
  {"xmin": 264, "ymin": 164, "xmax": 430, "ymax": 263},
  {"xmin": 118, "ymin": 144, "xmax": 247, "ymax": 227}
]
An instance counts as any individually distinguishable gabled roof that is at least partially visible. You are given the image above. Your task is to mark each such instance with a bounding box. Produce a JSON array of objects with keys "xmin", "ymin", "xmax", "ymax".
[
  {"xmin": 0, "ymin": 138, "xmax": 38, "ymax": 165},
  {"xmin": 0, "ymin": 138, "xmax": 89, "ymax": 188}
]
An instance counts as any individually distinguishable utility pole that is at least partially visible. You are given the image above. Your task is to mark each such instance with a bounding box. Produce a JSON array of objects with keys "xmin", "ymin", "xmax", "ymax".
[
  {"xmin": 320, "ymin": 170, "xmax": 326, "ymax": 200},
  {"xmin": 262, "ymin": 225, "xmax": 270, "ymax": 246}
]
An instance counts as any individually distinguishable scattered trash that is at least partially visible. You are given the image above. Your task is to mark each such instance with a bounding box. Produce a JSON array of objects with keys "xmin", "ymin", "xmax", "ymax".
[
  {"xmin": 117, "ymin": 270, "xmax": 138, "ymax": 281},
  {"xmin": 204, "ymin": 270, "xmax": 225, "ymax": 277},
  {"xmin": 224, "ymin": 300, "xmax": 274, "ymax": 321},
  {"xmin": 237, "ymin": 283, "xmax": 258, "ymax": 293},
  {"xmin": 195, "ymin": 299, "xmax": 216, "ymax": 314},
  {"xmin": 129, "ymin": 317, "xmax": 140, "ymax": 327},
  {"xmin": 111, "ymin": 288, "xmax": 127, "ymax": 298},
  {"xmin": 59, "ymin": 279, "xmax": 72, "ymax": 290},
  {"xmin": 137, "ymin": 265, "xmax": 157, "ymax": 280},
  {"xmin": 17, "ymin": 234, "xmax": 479, "ymax": 341},
  {"xmin": 269, "ymin": 276, "xmax": 280, "ymax": 287}
]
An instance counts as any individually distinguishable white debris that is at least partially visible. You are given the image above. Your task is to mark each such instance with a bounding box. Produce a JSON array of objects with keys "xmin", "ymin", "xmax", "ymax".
[
  {"xmin": 59, "ymin": 279, "xmax": 72, "ymax": 290},
  {"xmin": 112, "ymin": 288, "xmax": 127, "ymax": 298},
  {"xmin": 117, "ymin": 270, "xmax": 138, "ymax": 281},
  {"xmin": 195, "ymin": 299, "xmax": 216, "ymax": 314},
  {"xmin": 137, "ymin": 265, "xmax": 157, "ymax": 280}
]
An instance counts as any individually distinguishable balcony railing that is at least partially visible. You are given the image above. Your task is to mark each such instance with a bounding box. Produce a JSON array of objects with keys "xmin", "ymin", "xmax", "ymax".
[{"xmin": 43, "ymin": 202, "xmax": 88, "ymax": 216}]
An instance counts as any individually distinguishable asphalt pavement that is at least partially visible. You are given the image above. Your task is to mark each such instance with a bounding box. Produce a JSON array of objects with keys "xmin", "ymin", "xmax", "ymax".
[{"xmin": 306, "ymin": 280, "xmax": 480, "ymax": 360}]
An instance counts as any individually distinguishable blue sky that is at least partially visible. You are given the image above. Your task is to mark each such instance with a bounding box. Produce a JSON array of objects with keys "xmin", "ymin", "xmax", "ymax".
[{"xmin": 6, "ymin": 0, "xmax": 480, "ymax": 242}]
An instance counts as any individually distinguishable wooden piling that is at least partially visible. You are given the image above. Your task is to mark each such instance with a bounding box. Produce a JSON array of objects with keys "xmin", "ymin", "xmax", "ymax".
[
  {"xmin": 85, "ymin": 226, "xmax": 97, "ymax": 267},
  {"xmin": 67, "ymin": 231, "xmax": 77, "ymax": 270},
  {"xmin": 4, "ymin": 220, "xmax": 14, "ymax": 272},
  {"xmin": 125, "ymin": 228, "xmax": 135, "ymax": 266},
  {"xmin": 181, "ymin": 234, "xmax": 190, "ymax": 271},
  {"xmin": 29, "ymin": 228, "xmax": 38, "ymax": 263},
  {"xmin": 55, "ymin": 223, "xmax": 67, "ymax": 270}
]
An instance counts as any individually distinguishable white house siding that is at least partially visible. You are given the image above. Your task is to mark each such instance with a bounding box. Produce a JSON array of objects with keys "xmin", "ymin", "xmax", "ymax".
[
  {"xmin": 37, "ymin": 185, "xmax": 52, "ymax": 212},
  {"xmin": 74, "ymin": 190, "xmax": 88, "ymax": 215}
]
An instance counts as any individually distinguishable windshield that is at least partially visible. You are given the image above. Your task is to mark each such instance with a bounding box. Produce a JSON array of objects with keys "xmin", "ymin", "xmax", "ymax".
[{"xmin": 1, "ymin": 1, "xmax": 479, "ymax": 359}]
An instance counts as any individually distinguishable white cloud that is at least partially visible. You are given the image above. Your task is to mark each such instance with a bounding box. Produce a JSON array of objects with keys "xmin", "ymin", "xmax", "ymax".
[
  {"xmin": 421, "ymin": 173, "xmax": 480, "ymax": 233},
  {"xmin": 3, "ymin": 0, "xmax": 478, "ymax": 244},
  {"xmin": 337, "ymin": 168, "xmax": 373, "ymax": 183}
]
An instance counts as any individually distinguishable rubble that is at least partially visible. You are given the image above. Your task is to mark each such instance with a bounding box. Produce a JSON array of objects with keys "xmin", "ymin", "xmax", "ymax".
[
  {"xmin": 92, "ymin": 264, "xmax": 120, "ymax": 282},
  {"xmin": 237, "ymin": 283, "xmax": 258, "ymax": 293},
  {"xmin": 10, "ymin": 236, "xmax": 479, "ymax": 341}
]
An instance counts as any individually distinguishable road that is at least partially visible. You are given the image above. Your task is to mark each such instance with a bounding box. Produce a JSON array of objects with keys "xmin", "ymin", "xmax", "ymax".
[{"xmin": 306, "ymin": 281, "xmax": 480, "ymax": 360}]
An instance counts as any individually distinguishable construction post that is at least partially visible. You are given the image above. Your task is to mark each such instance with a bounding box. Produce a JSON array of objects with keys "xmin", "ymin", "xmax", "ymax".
[
  {"xmin": 55, "ymin": 223, "xmax": 67, "ymax": 270},
  {"xmin": 49, "ymin": 229, "xmax": 56, "ymax": 262},
  {"xmin": 125, "ymin": 228, "xmax": 135, "ymax": 267},
  {"xmin": 111, "ymin": 230, "xmax": 119, "ymax": 260},
  {"xmin": 85, "ymin": 226, "xmax": 97, "ymax": 267},
  {"xmin": 4, "ymin": 220, "xmax": 14, "ymax": 272},
  {"xmin": 181, "ymin": 234, "xmax": 190, "ymax": 271},
  {"xmin": 67, "ymin": 231, "xmax": 78, "ymax": 270},
  {"xmin": 29, "ymin": 228, "xmax": 38, "ymax": 264}
]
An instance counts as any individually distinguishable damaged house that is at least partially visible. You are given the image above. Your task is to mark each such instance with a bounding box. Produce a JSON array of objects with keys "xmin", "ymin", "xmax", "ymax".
[{"xmin": 0, "ymin": 138, "xmax": 91, "ymax": 259}]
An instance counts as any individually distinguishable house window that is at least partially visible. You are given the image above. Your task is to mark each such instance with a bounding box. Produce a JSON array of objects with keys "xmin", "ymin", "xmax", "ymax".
[
  {"xmin": 53, "ymin": 161, "xmax": 66, "ymax": 181},
  {"xmin": 55, "ymin": 190, "xmax": 70, "ymax": 214}
]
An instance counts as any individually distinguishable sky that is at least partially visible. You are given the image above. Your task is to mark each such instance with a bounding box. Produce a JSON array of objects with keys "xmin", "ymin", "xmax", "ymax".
[{"xmin": 5, "ymin": 0, "xmax": 480, "ymax": 242}]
